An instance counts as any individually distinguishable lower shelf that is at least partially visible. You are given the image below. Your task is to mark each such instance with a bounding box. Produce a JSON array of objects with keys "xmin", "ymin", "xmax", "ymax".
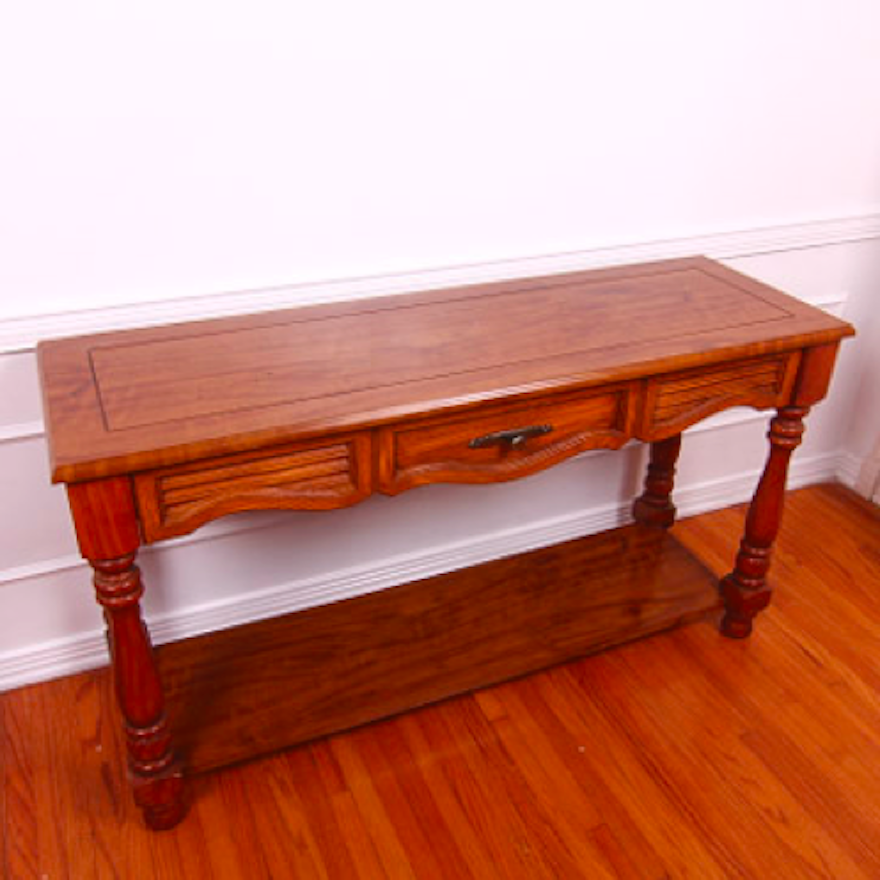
[{"xmin": 157, "ymin": 523, "xmax": 722, "ymax": 775}]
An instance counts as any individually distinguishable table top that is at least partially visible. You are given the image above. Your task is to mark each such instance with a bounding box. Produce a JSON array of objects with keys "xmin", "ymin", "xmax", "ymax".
[{"xmin": 38, "ymin": 256, "xmax": 853, "ymax": 483}]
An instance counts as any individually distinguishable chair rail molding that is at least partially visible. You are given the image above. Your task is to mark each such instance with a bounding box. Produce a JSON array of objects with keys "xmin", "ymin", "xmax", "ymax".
[{"xmin": 1, "ymin": 212, "xmax": 877, "ymax": 354}]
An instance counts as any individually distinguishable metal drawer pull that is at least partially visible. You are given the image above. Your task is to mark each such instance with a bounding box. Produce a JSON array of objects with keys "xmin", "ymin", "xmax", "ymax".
[{"xmin": 468, "ymin": 424, "xmax": 554, "ymax": 449}]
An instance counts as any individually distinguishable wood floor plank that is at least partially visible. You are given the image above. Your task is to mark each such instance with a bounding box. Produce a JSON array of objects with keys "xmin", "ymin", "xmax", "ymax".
[
  {"xmin": 282, "ymin": 745, "xmax": 362, "ymax": 879},
  {"xmin": 411, "ymin": 703, "xmax": 554, "ymax": 879},
  {"xmin": 593, "ymin": 641, "xmax": 871, "ymax": 878},
  {"xmin": 329, "ymin": 732, "xmax": 419, "ymax": 880},
  {"xmin": 534, "ymin": 666, "xmax": 731, "ymax": 879},
  {"xmin": 743, "ymin": 724, "xmax": 880, "ymax": 874},
  {"xmin": 213, "ymin": 769, "xmax": 276, "ymax": 878},
  {"xmin": 260, "ymin": 761, "xmax": 331, "ymax": 878},
  {"xmin": 52, "ymin": 674, "xmax": 117, "ymax": 879},
  {"xmin": 490, "ymin": 675, "xmax": 668, "ymax": 878},
  {"xmin": 471, "ymin": 688, "xmax": 619, "ymax": 868},
  {"xmin": 5, "ymin": 685, "xmax": 71, "ymax": 879},
  {"xmin": 677, "ymin": 621, "xmax": 880, "ymax": 870},
  {"xmin": 356, "ymin": 720, "xmax": 477, "ymax": 880},
  {"xmin": 183, "ymin": 776, "xmax": 259, "ymax": 880},
  {"xmin": 471, "ymin": 688, "xmax": 607, "ymax": 834},
  {"xmin": 3, "ymin": 687, "xmax": 41, "ymax": 880},
  {"xmin": 451, "ymin": 697, "xmax": 617, "ymax": 879},
  {"xmin": 3, "ymin": 484, "xmax": 880, "ymax": 878},
  {"xmin": 393, "ymin": 711, "xmax": 512, "ymax": 879}
]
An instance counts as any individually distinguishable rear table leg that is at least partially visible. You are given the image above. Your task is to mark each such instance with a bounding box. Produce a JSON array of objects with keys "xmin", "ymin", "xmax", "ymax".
[{"xmin": 633, "ymin": 434, "xmax": 682, "ymax": 529}]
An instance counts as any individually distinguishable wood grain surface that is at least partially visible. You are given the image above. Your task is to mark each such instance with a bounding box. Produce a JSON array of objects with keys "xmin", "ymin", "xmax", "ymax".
[
  {"xmin": 38, "ymin": 257, "xmax": 853, "ymax": 482},
  {"xmin": 155, "ymin": 523, "xmax": 719, "ymax": 774},
  {"xmin": 5, "ymin": 484, "xmax": 880, "ymax": 878}
]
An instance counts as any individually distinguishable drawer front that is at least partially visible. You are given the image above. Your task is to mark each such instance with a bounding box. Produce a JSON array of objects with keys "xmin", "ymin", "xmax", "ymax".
[
  {"xmin": 378, "ymin": 386, "xmax": 634, "ymax": 494},
  {"xmin": 136, "ymin": 434, "xmax": 371, "ymax": 541},
  {"xmin": 640, "ymin": 352, "xmax": 800, "ymax": 440}
]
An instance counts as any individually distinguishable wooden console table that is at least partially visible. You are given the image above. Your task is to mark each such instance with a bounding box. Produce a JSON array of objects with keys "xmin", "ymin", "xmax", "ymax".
[{"xmin": 38, "ymin": 257, "xmax": 853, "ymax": 829}]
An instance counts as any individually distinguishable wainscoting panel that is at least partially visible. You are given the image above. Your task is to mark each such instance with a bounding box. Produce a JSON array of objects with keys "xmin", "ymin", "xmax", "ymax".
[{"xmin": 0, "ymin": 226, "xmax": 876, "ymax": 691}]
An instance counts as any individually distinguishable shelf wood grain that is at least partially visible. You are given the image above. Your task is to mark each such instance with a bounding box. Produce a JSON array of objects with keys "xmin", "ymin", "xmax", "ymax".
[{"xmin": 156, "ymin": 524, "xmax": 720, "ymax": 774}]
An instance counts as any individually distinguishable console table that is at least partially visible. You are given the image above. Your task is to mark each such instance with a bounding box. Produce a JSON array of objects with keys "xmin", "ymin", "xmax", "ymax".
[{"xmin": 38, "ymin": 257, "xmax": 853, "ymax": 829}]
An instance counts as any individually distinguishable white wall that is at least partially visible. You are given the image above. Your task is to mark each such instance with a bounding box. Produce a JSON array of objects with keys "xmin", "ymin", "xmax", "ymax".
[
  {"xmin": 2, "ymin": 1, "xmax": 879, "ymax": 317},
  {"xmin": 1, "ymin": 2, "xmax": 879, "ymax": 689}
]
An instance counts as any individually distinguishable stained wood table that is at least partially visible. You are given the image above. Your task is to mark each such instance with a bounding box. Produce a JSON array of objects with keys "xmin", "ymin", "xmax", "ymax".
[{"xmin": 38, "ymin": 257, "xmax": 854, "ymax": 829}]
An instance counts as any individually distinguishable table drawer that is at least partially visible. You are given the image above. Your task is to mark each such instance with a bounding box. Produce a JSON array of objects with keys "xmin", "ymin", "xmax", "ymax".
[
  {"xmin": 135, "ymin": 434, "xmax": 371, "ymax": 541},
  {"xmin": 378, "ymin": 387, "xmax": 634, "ymax": 494},
  {"xmin": 641, "ymin": 352, "xmax": 800, "ymax": 440}
]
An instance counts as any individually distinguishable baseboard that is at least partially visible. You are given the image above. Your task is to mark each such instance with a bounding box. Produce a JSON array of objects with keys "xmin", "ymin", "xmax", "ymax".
[
  {"xmin": 0, "ymin": 213, "xmax": 874, "ymax": 353},
  {"xmin": 0, "ymin": 448, "xmax": 846, "ymax": 692},
  {"xmin": 835, "ymin": 451, "xmax": 864, "ymax": 490}
]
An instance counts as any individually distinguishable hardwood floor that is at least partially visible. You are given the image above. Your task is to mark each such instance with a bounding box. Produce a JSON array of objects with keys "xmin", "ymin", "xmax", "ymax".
[{"xmin": 3, "ymin": 483, "xmax": 880, "ymax": 878}]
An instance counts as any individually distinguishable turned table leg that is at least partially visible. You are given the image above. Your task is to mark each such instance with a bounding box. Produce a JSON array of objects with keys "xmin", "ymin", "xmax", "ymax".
[
  {"xmin": 92, "ymin": 553, "xmax": 184, "ymax": 828},
  {"xmin": 633, "ymin": 434, "xmax": 682, "ymax": 528},
  {"xmin": 68, "ymin": 478, "xmax": 185, "ymax": 830},
  {"xmin": 720, "ymin": 406, "xmax": 808, "ymax": 638}
]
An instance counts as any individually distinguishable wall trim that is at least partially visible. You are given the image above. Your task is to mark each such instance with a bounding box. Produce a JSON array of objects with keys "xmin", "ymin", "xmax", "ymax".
[
  {"xmin": 0, "ymin": 448, "xmax": 847, "ymax": 691},
  {"xmin": 0, "ymin": 420, "xmax": 45, "ymax": 444},
  {"xmin": 853, "ymin": 439, "xmax": 880, "ymax": 499},
  {"xmin": 0, "ymin": 213, "xmax": 875, "ymax": 353},
  {"xmin": 836, "ymin": 451, "xmax": 864, "ymax": 490},
  {"xmin": 0, "ymin": 554, "xmax": 85, "ymax": 587}
]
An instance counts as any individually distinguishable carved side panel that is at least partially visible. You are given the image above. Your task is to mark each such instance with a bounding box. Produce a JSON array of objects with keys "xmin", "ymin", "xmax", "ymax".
[
  {"xmin": 135, "ymin": 434, "xmax": 371, "ymax": 541},
  {"xmin": 639, "ymin": 353, "xmax": 800, "ymax": 440}
]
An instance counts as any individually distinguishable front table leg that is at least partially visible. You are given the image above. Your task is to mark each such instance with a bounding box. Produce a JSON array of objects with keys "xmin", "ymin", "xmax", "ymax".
[
  {"xmin": 92, "ymin": 553, "xmax": 184, "ymax": 828},
  {"xmin": 720, "ymin": 405, "xmax": 808, "ymax": 638},
  {"xmin": 68, "ymin": 478, "xmax": 184, "ymax": 829}
]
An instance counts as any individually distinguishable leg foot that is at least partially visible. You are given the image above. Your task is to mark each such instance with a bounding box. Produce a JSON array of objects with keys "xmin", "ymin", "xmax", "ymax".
[
  {"xmin": 133, "ymin": 768, "xmax": 186, "ymax": 830},
  {"xmin": 720, "ymin": 614, "xmax": 753, "ymax": 640},
  {"xmin": 719, "ymin": 574, "xmax": 770, "ymax": 639}
]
